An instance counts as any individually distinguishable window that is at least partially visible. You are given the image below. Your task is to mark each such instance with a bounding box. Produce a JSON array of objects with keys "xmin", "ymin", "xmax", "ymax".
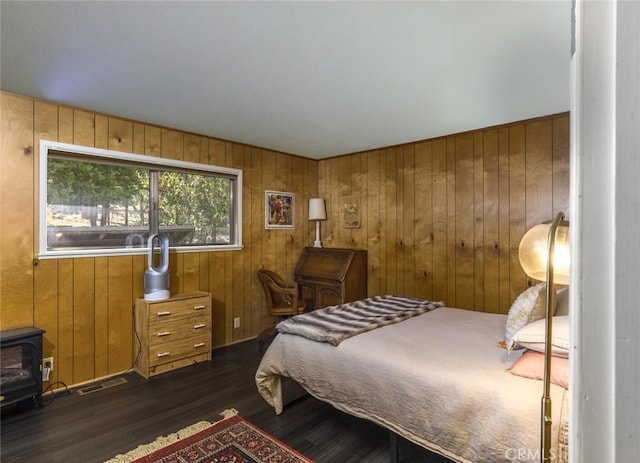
[{"xmin": 39, "ymin": 140, "xmax": 243, "ymax": 258}]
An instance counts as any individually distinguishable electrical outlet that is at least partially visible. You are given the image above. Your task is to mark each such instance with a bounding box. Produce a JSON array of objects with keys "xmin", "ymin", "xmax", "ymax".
[
  {"xmin": 43, "ymin": 357, "xmax": 53, "ymax": 371},
  {"xmin": 42, "ymin": 357, "xmax": 53, "ymax": 381},
  {"xmin": 233, "ymin": 317, "xmax": 240, "ymax": 329}
]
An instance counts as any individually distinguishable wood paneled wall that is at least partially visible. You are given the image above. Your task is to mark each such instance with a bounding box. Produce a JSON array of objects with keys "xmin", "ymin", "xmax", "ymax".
[
  {"xmin": 318, "ymin": 112, "xmax": 570, "ymax": 313},
  {"xmin": 0, "ymin": 92, "xmax": 318, "ymax": 388},
  {"xmin": 1, "ymin": 91, "xmax": 569, "ymax": 389}
]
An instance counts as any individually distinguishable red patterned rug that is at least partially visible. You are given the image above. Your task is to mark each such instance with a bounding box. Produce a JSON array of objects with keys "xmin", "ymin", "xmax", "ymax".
[{"xmin": 106, "ymin": 410, "xmax": 314, "ymax": 463}]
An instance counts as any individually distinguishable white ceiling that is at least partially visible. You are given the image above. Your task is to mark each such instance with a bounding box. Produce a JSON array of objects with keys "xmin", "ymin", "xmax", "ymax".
[{"xmin": 1, "ymin": 1, "xmax": 571, "ymax": 160}]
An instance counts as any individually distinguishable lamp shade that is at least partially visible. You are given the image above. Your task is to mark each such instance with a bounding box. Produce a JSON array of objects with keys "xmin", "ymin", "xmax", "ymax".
[
  {"xmin": 518, "ymin": 219, "xmax": 570, "ymax": 285},
  {"xmin": 308, "ymin": 198, "xmax": 327, "ymax": 221}
]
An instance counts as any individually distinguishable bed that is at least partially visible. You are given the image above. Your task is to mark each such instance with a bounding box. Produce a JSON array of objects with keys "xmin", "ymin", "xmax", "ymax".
[{"xmin": 255, "ymin": 296, "xmax": 568, "ymax": 463}]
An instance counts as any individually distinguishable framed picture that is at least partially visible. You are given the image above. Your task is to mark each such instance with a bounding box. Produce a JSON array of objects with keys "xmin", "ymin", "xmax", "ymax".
[
  {"xmin": 265, "ymin": 191, "xmax": 295, "ymax": 229},
  {"xmin": 342, "ymin": 195, "xmax": 361, "ymax": 228}
]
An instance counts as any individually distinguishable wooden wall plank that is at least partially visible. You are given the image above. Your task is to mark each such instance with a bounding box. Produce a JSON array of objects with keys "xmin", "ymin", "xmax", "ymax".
[
  {"xmin": 182, "ymin": 253, "xmax": 201, "ymax": 293},
  {"xmin": 107, "ymin": 256, "xmax": 133, "ymax": 374},
  {"xmin": 553, "ymin": 115, "xmax": 571, "ymax": 216},
  {"xmin": 431, "ymin": 139, "xmax": 448, "ymax": 303},
  {"xmin": 0, "ymin": 93, "xmax": 34, "ymax": 328},
  {"xmin": 73, "ymin": 258, "xmax": 95, "ymax": 384},
  {"xmin": 95, "ymin": 115, "xmax": 109, "ymax": 149},
  {"xmin": 498, "ymin": 127, "xmax": 512, "ymax": 313},
  {"xmin": 184, "ymin": 134, "xmax": 201, "ymax": 164},
  {"xmin": 365, "ymin": 150, "xmax": 382, "ymax": 297},
  {"xmin": 145, "ymin": 125, "xmax": 161, "ymax": 158},
  {"xmin": 57, "ymin": 259, "xmax": 74, "ymax": 385},
  {"xmin": 58, "ymin": 107, "xmax": 73, "ymax": 144},
  {"xmin": 108, "ymin": 117, "xmax": 133, "ymax": 153},
  {"xmin": 525, "ymin": 119, "xmax": 554, "ymax": 229},
  {"xmin": 34, "ymin": 101, "xmax": 59, "ymax": 258},
  {"xmin": 161, "ymin": 128, "xmax": 183, "ymax": 160},
  {"xmin": 337, "ymin": 156, "xmax": 350, "ymax": 246},
  {"xmin": 249, "ymin": 148, "xmax": 264, "ymax": 336},
  {"xmin": 132, "ymin": 122, "xmax": 145, "ymax": 155},
  {"xmin": 34, "ymin": 260, "xmax": 59, "ymax": 384},
  {"xmin": 132, "ymin": 254, "xmax": 146, "ymax": 301},
  {"xmin": 483, "ymin": 130, "xmax": 500, "ymax": 312},
  {"xmin": 473, "ymin": 132, "xmax": 485, "ymax": 312},
  {"xmin": 446, "ymin": 138, "xmax": 457, "ymax": 307},
  {"xmin": 508, "ymin": 125, "xmax": 528, "ymax": 301},
  {"xmin": 414, "ymin": 141, "xmax": 433, "ymax": 300},
  {"xmin": 73, "ymin": 110, "xmax": 95, "ymax": 147},
  {"xmin": 350, "ymin": 154, "xmax": 363, "ymax": 248},
  {"xmin": 207, "ymin": 139, "xmax": 225, "ymax": 166},
  {"xmin": 94, "ymin": 257, "xmax": 109, "ymax": 378},
  {"xmin": 401, "ymin": 145, "xmax": 415, "ymax": 297},
  {"xmin": 384, "ymin": 148, "xmax": 397, "ymax": 295},
  {"xmin": 35, "ymin": 100, "xmax": 59, "ymax": 142},
  {"xmin": 231, "ymin": 144, "xmax": 246, "ymax": 341},
  {"xmin": 209, "ymin": 252, "xmax": 227, "ymax": 348},
  {"xmin": 395, "ymin": 147, "xmax": 405, "ymax": 295},
  {"xmin": 454, "ymin": 134, "xmax": 475, "ymax": 309},
  {"xmin": 170, "ymin": 253, "xmax": 184, "ymax": 295}
]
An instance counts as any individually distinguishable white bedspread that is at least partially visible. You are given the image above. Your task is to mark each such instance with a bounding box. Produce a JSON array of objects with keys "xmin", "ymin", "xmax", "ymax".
[{"xmin": 255, "ymin": 307, "xmax": 568, "ymax": 463}]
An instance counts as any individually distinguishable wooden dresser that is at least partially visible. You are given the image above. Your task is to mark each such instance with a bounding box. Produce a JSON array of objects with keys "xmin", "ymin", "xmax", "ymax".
[
  {"xmin": 134, "ymin": 291, "xmax": 212, "ymax": 379},
  {"xmin": 294, "ymin": 247, "xmax": 367, "ymax": 310}
]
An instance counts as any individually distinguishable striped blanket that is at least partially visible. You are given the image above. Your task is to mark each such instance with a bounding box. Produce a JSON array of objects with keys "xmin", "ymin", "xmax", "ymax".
[{"xmin": 276, "ymin": 295, "xmax": 444, "ymax": 346}]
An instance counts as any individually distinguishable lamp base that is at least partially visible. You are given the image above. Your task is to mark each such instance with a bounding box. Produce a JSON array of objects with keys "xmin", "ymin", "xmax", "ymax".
[{"xmin": 313, "ymin": 220, "xmax": 323, "ymax": 248}]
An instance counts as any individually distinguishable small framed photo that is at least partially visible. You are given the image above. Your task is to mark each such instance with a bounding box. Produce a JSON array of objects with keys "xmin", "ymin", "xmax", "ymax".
[
  {"xmin": 265, "ymin": 191, "xmax": 295, "ymax": 229},
  {"xmin": 342, "ymin": 195, "xmax": 361, "ymax": 228}
]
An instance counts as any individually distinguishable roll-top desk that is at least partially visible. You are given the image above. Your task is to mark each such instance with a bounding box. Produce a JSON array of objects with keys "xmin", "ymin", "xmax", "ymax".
[{"xmin": 294, "ymin": 247, "xmax": 367, "ymax": 310}]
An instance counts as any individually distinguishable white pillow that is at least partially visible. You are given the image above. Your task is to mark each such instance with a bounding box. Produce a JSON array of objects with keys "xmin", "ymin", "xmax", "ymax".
[
  {"xmin": 511, "ymin": 316, "xmax": 570, "ymax": 358},
  {"xmin": 505, "ymin": 283, "xmax": 551, "ymax": 350},
  {"xmin": 555, "ymin": 287, "xmax": 569, "ymax": 316}
]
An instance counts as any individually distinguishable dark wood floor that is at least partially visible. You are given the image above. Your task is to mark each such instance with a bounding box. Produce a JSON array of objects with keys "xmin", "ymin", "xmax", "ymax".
[{"xmin": 1, "ymin": 339, "xmax": 453, "ymax": 463}]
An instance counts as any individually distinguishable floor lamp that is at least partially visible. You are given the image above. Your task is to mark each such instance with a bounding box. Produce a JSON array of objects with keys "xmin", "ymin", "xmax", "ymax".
[
  {"xmin": 308, "ymin": 198, "xmax": 326, "ymax": 248},
  {"xmin": 518, "ymin": 212, "xmax": 570, "ymax": 462}
]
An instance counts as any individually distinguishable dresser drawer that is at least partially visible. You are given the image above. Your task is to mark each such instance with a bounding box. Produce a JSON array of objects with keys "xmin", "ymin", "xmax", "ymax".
[
  {"xmin": 148, "ymin": 334, "xmax": 210, "ymax": 367},
  {"xmin": 147, "ymin": 296, "xmax": 210, "ymax": 324},
  {"xmin": 134, "ymin": 291, "xmax": 212, "ymax": 379},
  {"xmin": 147, "ymin": 316, "xmax": 211, "ymax": 347}
]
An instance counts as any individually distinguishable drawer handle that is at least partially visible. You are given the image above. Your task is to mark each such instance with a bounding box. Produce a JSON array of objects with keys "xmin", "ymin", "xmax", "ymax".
[
  {"xmin": 193, "ymin": 342, "xmax": 206, "ymax": 348},
  {"xmin": 157, "ymin": 351, "xmax": 171, "ymax": 358},
  {"xmin": 193, "ymin": 323, "xmax": 206, "ymax": 329},
  {"xmin": 157, "ymin": 331, "xmax": 171, "ymax": 337},
  {"xmin": 193, "ymin": 305, "xmax": 206, "ymax": 310},
  {"xmin": 157, "ymin": 311, "xmax": 171, "ymax": 316}
]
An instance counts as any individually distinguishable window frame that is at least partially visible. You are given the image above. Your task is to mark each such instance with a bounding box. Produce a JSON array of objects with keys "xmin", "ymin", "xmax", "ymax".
[{"xmin": 39, "ymin": 140, "xmax": 243, "ymax": 259}]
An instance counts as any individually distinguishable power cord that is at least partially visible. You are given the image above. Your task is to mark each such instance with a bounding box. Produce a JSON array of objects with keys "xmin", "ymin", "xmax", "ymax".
[
  {"xmin": 42, "ymin": 380, "xmax": 70, "ymax": 407},
  {"xmin": 127, "ymin": 302, "xmax": 142, "ymax": 373}
]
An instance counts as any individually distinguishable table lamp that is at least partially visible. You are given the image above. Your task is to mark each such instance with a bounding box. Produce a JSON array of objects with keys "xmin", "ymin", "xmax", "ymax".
[
  {"xmin": 308, "ymin": 198, "xmax": 326, "ymax": 248},
  {"xmin": 518, "ymin": 212, "xmax": 570, "ymax": 463}
]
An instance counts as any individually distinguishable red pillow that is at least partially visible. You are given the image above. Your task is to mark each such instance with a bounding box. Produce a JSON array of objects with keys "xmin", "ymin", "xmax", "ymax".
[{"xmin": 508, "ymin": 350, "xmax": 569, "ymax": 389}]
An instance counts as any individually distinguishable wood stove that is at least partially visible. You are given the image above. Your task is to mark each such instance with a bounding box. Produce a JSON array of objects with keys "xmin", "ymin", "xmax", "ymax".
[{"xmin": 0, "ymin": 326, "xmax": 45, "ymax": 409}]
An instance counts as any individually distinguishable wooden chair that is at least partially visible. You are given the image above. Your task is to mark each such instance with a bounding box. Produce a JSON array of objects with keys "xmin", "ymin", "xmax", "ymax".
[{"xmin": 257, "ymin": 269, "xmax": 306, "ymax": 346}]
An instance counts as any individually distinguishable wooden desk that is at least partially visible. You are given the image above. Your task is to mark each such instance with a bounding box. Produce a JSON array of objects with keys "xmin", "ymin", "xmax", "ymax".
[{"xmin": 294, "ymin": 247, "xmax": 367, "ymax": 310}]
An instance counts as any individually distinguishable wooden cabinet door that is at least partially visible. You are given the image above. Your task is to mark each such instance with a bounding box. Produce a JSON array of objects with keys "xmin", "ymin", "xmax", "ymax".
[
  {"xmin": 317, "ymin": 285, "xmax": 343, "ymax": 308},
  {"xmin": 298, "ymin": 282, "xmax": 316, "ymax": 309}
]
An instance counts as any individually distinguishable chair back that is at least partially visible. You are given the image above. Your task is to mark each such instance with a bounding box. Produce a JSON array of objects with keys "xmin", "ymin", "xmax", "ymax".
[{"xmin": 257, "ymin": 269, "xmax": 305, "ymax": 316}]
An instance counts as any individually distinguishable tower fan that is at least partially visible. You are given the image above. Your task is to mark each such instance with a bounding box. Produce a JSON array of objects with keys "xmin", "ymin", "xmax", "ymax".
[{"xmin": 144, "ymin": 233, "xmax": 170, "ymax": 301}]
